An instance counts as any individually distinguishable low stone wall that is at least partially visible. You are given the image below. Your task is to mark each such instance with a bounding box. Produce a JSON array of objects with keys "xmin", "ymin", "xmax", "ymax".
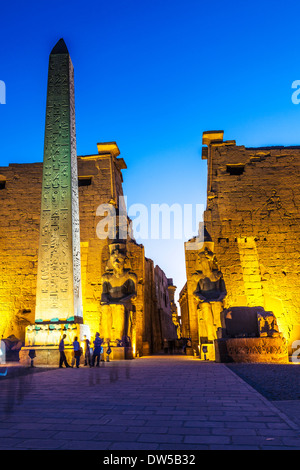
[
  {"xmin": 19, "ymin": 346, "xmax": 73, "ymax": 367},
  {"xmin": 214, "ymin": 337, "xmax": 289, "ymax": 363}
]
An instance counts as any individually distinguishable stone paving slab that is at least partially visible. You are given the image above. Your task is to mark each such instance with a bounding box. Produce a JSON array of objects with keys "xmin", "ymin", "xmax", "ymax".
[
  {"xmin": 0, "ymin": 356, "xmax": 299, "ymax": 450},
  {"xmin": 226, "ymin": 363, "xmax": 300, "ymax": 401}
]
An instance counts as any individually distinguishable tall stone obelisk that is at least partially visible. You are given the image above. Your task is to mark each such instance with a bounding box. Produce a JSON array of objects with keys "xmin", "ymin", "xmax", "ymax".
[
  {"xmin": 20, "ymin": 39, "xmax": 89, "ymax": 365},
  {"xmin": 36, "ymin": 38, "xmax": 82, "ymax": 323}
]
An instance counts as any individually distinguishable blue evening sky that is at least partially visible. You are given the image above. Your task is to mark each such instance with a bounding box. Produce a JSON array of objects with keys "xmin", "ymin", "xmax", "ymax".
[{"xmin": 1, "ymin": 0, "xmax": 300, "ymax": 303}]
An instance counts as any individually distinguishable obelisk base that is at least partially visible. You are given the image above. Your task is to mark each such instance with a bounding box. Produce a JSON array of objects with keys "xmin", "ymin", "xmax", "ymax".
[
  {"xmin": 19, "ymin": 322, "xmax": 90, "ymax": 367},
  {"xmin": 102, "ymin": 346, "xmax": 134, "ymax": 361},
  {"xmin": 19, "ymin": 346, "xmax": 75, "ymax": 367}
]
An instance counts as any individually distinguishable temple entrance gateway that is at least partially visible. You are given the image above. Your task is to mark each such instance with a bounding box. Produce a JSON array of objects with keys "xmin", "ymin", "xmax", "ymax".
[{"xmin": 11, "ymin": 40, "xmax": 178, "ymax": 363}]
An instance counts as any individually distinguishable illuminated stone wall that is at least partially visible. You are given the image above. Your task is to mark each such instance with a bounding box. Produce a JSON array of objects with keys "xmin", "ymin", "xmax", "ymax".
[
  {"xmin": 0, "ymin": 163, "xmax": 41, "ymax": 340},
  {"xmin": 178, "ymin": 283, "xmax": 189, "ymax": 339},
  {"xmin": 0, "ymin": 145, "xmax": 172, "ymax": 355},
  {"xmin": 183, "ymin": 240, "xmax": 206, "ymax": 351},
  {"xmin": 202, "ymin": 134, "xmax": 300, "ymax": 350},
  {"xmin": 180, "ymin": 134, "xmax": 300, "ymax": 353},
  {"xmin": 167, "ymin": 278, "xmax": 181, "ymax": 338},
  {"xmin": 154, "ymin": 267, "xmax": 177, "ymax": 343}
]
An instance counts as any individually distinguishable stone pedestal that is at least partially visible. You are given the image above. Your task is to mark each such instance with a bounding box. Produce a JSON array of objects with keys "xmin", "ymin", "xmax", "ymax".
[
  {"xmin": 19, "ymin": 346, "xmax": 76, "ymax": 367},
  {"xmin": 19, "ymin": 322, "xmax": 90, "ymax": 367},
  {"xmin": 185, "ymin": 347, "xmax": 194, "ymax": 356},
  {"xmin": 102, "ymin": 346, "xmax": 133, "ymax": 361},
  {"xmin": 214, "ymin": 337, "xmax": 289, "ymax": 363},
  {"xmin": 199, "ymin": 343, "xmax": 215, "ymax": 361}
]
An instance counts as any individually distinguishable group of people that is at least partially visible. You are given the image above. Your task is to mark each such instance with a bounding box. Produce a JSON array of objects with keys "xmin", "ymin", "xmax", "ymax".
[
  {"xmin": 163, "ymin": 337, "xmax": 191, "ymax": 355},
  {"xmin": 59, "ymin": 332, "xmax": 112, "ymax": 368},
  {"xmin": 163, "ymin": 338, "xmax": 176, "ymax": 354}
]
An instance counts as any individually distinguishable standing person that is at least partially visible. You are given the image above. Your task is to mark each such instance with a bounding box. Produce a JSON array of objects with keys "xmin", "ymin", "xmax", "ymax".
[
  {"xmin": 83, "ymin": 335, "xmax": 91, "ymax": 366},
  {"xmin": 59, "ymin": 334, "xmax": 70, "ymax": 368},
  {"xmin": 106, "ymin": 342, "xmax": 112, "ymax": 362},
  {"xmin": 168, "ymin": 339, "xmax": 174, "ymax": 354},
  {"xmin": 73, "ymin": 336, "xmax": 81, "ymax": 368},
  {"xmin": 91, "ymin": 332, "xmax": 102, "ymax": 367},
  {"xmin": 28, "ymin": 349, "xmax": 36, "ymax": 368},
  {"xmin": 163, "ymin": 338, "xmax": 169, "ymax": 354}
]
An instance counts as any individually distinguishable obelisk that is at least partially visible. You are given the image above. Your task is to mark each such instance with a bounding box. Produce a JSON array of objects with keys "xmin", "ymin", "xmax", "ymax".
[
  {"xmin": 20, "ymin": 39, "xmax": 90, "ymax": 365},
  {"xmin": 35, "ymin": 38, "xmax": 82, "ymax": 323}
]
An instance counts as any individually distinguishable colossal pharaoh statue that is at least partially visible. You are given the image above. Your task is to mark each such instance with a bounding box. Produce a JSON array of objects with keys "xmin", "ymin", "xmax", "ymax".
[
  {"xmin": 100, "ymin": 242, "xmax": 137, "ymax": 349},
  {"xmin": 192, "ymin": 244, "xmax": 227, "ymax": 343}
]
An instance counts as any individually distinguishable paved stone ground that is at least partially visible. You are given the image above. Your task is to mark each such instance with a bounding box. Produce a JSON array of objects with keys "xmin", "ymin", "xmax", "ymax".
[
  {"xmin": 227, "ymin": 363, "xmax": 300, "ymax": 429},
  {"xmin": 226, "ymin": 363, "xmax": 300, "ymax": 401},
  {"xmin": 0, "ymin": 356, "xmax": 299, "ymax": 450}
]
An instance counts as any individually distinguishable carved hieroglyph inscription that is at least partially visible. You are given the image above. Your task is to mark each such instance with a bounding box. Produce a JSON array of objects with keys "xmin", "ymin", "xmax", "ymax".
[{"xmin": 35, "ymin": 49, "xmax": 82, "ymax": 322}]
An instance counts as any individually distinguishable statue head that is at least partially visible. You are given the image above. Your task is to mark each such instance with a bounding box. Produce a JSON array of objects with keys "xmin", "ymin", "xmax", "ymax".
[
  {"xmin": 197, "ymin": 245, "xmax": 216, "ymax": 272},
  {"xmin": 201, "ymin": 246, "xmax": 214, "ymax": 260},
  {"xmin": 109, "ymin": 243, "xmax": 127, "ymax": 274}
]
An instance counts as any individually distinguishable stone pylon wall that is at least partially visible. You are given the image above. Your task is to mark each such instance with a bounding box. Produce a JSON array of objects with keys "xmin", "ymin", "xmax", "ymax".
[
  {"xmin": 0, "ymin": 148, "xmax": 165, "ymax": 355},
  {"xmin": 0, "ymin": 163, "xmax": 42, "ymax": 340},
  {"xmin": 203, "ymin": 139, "xmax": 300, "ymax": 349}
]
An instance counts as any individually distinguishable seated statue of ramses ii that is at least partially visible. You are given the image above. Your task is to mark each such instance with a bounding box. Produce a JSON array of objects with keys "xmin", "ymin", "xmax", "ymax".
[
  {"xmin": 101, "ymin": 242, "xmax": 137, "ymax": 305},
  {"xmin": 100, "ymin": 242, "xmax": 137, "ymax": 346},
  {"xmin": 192, "ymin": 246, "xmax": 227, "ymax": 343}
]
